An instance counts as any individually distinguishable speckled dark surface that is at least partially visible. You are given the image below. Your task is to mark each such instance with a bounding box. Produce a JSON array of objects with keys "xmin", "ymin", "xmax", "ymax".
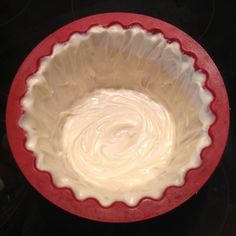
[{"xmin": 0, "ymin": 0, "xmax": 236, "ymax": 235}]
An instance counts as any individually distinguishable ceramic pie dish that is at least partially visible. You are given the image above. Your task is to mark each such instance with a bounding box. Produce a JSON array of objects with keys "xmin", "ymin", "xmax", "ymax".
[{"xmin": 6, "ymin": 13, "xmax": 229, "ymax": 222}]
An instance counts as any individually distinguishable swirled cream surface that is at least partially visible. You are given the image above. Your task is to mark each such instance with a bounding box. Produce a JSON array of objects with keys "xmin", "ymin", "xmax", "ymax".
[
  {"xmin": 20, "ymin": 25, "xmax": 214, "ymax": 206},
  {"xmin": 58, "ymin": 89, "xmax": 175, "ymax": 191}
]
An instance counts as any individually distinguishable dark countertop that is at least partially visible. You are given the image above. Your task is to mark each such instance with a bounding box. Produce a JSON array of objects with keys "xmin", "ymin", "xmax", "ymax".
[{"xmin": 0, "ymin": 0, "xmax": 235, "ymax": 235}]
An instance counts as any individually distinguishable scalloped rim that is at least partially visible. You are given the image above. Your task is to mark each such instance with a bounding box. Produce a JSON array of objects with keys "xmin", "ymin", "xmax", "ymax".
[{"xmin": 6, "ymin": 13, "xmax": 229, "ymax": 222}]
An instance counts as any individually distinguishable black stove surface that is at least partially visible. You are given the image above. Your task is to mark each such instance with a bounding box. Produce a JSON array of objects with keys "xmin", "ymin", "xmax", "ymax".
[{"xmin": 0, "ymin": 1, "xmax": 236, "ymax": 235}]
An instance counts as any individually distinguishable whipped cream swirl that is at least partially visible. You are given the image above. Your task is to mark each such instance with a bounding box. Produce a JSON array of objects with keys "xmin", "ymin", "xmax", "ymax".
[{"xmin": 56, "ymin": 89, "xmax": 175, "ymax": 190}]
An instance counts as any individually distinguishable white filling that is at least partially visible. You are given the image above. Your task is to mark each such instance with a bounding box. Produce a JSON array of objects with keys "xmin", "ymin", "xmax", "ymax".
[{"xmin": 20, "ymin": 25, "xmax": 214, "ymax": 206}]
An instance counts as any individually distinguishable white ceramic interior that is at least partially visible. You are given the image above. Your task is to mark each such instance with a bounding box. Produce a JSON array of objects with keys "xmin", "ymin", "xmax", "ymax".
[{"xmin": 19, "ymin": 25, "xmax": 214, "ymax": 206}]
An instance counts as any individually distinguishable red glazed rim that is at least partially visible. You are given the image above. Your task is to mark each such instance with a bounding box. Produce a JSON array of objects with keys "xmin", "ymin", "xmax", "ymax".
[{"xmin": 6, "ymin": 13, "xmax": 229, "ymax": 222}]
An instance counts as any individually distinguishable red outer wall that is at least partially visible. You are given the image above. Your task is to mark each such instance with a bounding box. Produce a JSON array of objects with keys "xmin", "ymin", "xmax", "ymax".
[{"xmin": 6, "ymin": 13, "xmax": 229, "ymax": 222}]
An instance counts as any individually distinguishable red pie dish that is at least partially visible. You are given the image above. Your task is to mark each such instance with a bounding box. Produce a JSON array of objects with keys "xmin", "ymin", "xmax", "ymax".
[{"xmin": 6, "ymin": 13, "xmax": 229, "ymax": 222}]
